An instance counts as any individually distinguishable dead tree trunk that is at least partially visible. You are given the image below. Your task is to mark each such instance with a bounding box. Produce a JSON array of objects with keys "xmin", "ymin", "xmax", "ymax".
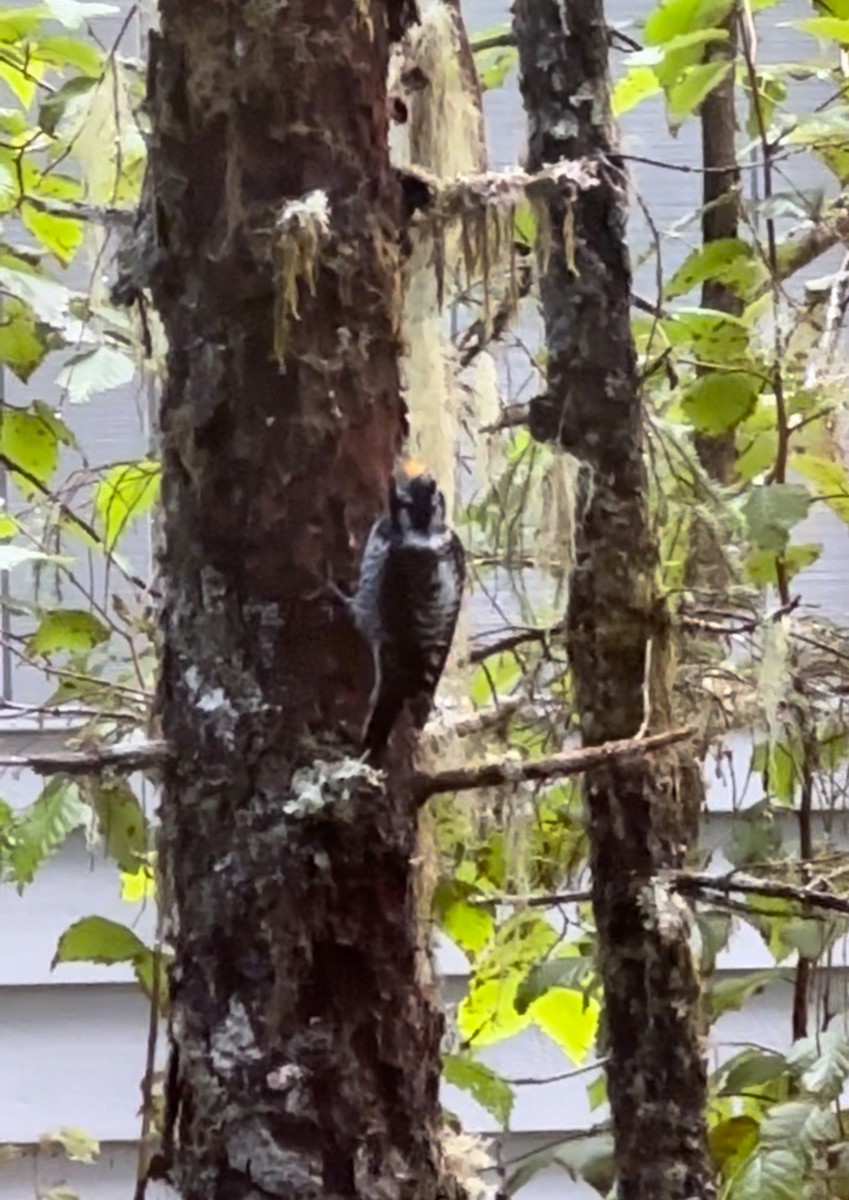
[
  {"xmin": 511, "ymin": 2, "xmax": 716, "ymax": 1198},
  {"xmin": 143, "ymin": 2, "xmax": 460, "ymax": 1198}
]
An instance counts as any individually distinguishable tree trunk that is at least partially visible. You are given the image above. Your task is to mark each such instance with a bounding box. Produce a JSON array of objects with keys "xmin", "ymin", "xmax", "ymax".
[
  {"xmin": 511, "ymin": 2, "xmax": 716, "ymax": 1198},
  {"xmin": 145, "ymin": 2, "xmax": 460, "ymax": 1198}
]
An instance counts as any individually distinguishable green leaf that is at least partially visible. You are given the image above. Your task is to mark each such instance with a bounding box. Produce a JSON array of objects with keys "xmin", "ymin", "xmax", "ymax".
[
  {"xmin": 786, "ymin": 1029, "xmax": 849, "ymax": 1101},
  {"xmin": 745, "ymin": 543, "xmax": 821, "ymax": 587},
  {"xmin": 695, "ymin": 908, "xmax": 732, "ymax": 973},
  {"xmin": 443, "ymin": 1053, "xmax": 514, "ymax": 1127},
  {"xmin": 0, "ymin": 544, "xmax": 70, "ymax": 571},
  {"xmin": 644, "ymin": 0, "xmax": 735, "ymax": 45},
  {"xmin": 0, "ymin": 406, "xmax": 62, "ymax": 492},
  {"xmin": 515, "ymin": 955, "xmax": 591, "ymax": 1013},
  {"xmin": 28, "ymin": 608, "xmax": 110, "ymax": 656},
  {"xmin": 39, "ymin": 1126, "xmax": 99, "ymax": 1163},
  {"xmin": 469, "ymin": 650, "xmax": 522, "ymax": 706},
  {"xmin": 433, "ymin": 881, "xmax": 494, "ymax": 957},
  {"xmin": 793, "ymin": 17, "xmax": 849, "ymax": 43},
  {"xmin": 680, "ymin": 372, "xmax": 761, "ymax": 434},
  {"xmin": 0, "ymin": 262, "xmax": 76, "ymax": 331},
  {"xmin": 792, "ymin": 452, "xmax": 849, "ymax": 525},
  {"xmin": 21, "ymin": 202, "xmax": 83, "ymax": 266},
  {"xmin": 666, "ymin": 60, "xmax": 732, "ymax": 125},
  {"xmin": 39, "ymin": 75, "xmax": 98, "ymax": 137},
  {"xmin": 7, "ymin": 778, "xmax": 86, "ymax": 888},
  {"xmin": 742, "ymin": 483, "xmax": 810, "ymax": 553},
  {"xmin": 86, "ymin": 779, "xmax": 149, "ymax": 872},
  {"xmin": 612, "ymin": 66, "xmax": 662, "ymax": 116},
  {"xmin": 57, "ymin": 344, "xmax": 136, "ymax": 403},
  {"xmin": 704, "ymin": 969, "xmax": 777, "ymax": 1021},
  {"xmin": 0, "ymin": 299, "xmax": 49, "ymax": 381},
  {"xmin": 726, "ymin": 801, "xmax": 781, "ymax": 869},
  {"xmin": 729, "ymin": 1147, "xmax": 803, "ymax": 1200},
  {"xmin": 586, "ymin": 1071, "xmax": 607, "ymax": 1112},
  {"xmin": 52, "ymin": 914, "xmax": 148, "ymax": 968},
  {"xmin": 662, "ymin": 307, "xmax": 752, "ymax": 366},
  {"xmin": 95, "ymin": 459, "xmax": 160, "ymax": 550},
  {"xmin": 474, "ymin": 45, "xmax": 518, "ymax": 92},
  {"xmin": 665, "ymin": 239, "xmax": 765, "ymax": 300},
  {"xmin": 720, "ymin": 1048, "xmax": 787, "ymax": 1096},
  {"xmin": 531, "ymin": 987, "xmax": 600, "ymax": 1063},
  {"xmin": 760, "ymin": 1099, "xmax": 839, "ymax": 1152},
  {"xmin": 709, "ymin": 1115, "xmax": 759, "ymax": 1171},
  {"xmin": 34, "ymin": 34, "xmax": 104, "ymax": 76}
]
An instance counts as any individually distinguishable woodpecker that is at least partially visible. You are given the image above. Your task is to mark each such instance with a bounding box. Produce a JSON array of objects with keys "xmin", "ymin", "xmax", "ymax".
[{"xmin": 331, "ymin": 461, "xmax": 465, "ymax": 761}]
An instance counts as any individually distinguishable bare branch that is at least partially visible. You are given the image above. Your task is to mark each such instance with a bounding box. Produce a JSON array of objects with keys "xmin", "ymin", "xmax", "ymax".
[
  {"xmin": 672, "ymin": 869, "xmax": 849, "ymax": 920},
  {"xmin": 0, "ymin": 740, "xmax": 169, "ymax": 777},
  {"xmin": 413, "ymin": 726, "xmax": 696, "ymax": 803}
]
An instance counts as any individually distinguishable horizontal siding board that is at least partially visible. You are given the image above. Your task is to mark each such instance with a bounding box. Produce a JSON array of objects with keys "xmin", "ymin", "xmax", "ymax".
[{"xmin": 0, "ymin": 978, "xmax": 838, "ymax": 1143}]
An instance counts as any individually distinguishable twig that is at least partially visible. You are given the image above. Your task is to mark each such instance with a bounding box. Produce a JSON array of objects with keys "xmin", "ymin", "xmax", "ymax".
[
  {"xmin": 0, "ymin": 740, "xmax": 169, "ymax": 777},
  {"xmin": 413, "ymin": 726, "xmax": 696, "ymax": 802},
  {"xmin": 466, "ymin": 620, "xmax": 566, "ymax": 665},
  {"xmin": 672, "ymin": 870, "xmax": 849, "ymax": 920},
  {"xmin": 479, "ymin": 402, "xmax": 531, "ymax": 435}
]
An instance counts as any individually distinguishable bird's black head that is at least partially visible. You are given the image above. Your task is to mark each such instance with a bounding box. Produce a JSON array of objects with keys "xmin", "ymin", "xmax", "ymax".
[{"xmin": 389, "ymin": 462, "xmax": 447, "ymax": 536}]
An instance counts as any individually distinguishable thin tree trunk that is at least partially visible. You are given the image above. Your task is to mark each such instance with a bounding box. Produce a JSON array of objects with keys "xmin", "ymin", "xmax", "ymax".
[
  {"xmin": 511, "ymin": 2, "xmax": 715, "ymax": 1197},
  {"xmin": 144, "ymin": 2, "xmax": 461, "ymax": 1198}
]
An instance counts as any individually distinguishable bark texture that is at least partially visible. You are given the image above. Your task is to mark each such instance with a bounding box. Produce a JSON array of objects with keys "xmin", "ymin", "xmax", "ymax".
[
  {"xmin": 145, "ymin": 2, "xmax": 459, "ymax": 1198},
  {"xmin": 510, "ymin": 2, "xmax": 716, "ymax": 1197}
]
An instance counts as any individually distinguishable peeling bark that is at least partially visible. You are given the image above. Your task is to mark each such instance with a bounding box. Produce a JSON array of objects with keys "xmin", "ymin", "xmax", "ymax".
[
  {"xmin": 145, "ymin": 1, "xmax": 461, "ymax": 1198},
  {"xmin": 510, "ymin": 2, "xmax": 716, "ymax": 1197}
]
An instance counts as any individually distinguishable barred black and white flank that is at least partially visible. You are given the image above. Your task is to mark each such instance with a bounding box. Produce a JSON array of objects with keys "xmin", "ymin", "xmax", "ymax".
[{"xmin": 338, "ymin": 463, "xmax": 465, "ymax": 761}]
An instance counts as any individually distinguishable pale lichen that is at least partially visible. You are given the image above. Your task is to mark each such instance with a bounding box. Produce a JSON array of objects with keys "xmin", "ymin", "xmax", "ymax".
[{"xmin": 272, "ymin": 190, "xmax": 332, "ymax": 363}]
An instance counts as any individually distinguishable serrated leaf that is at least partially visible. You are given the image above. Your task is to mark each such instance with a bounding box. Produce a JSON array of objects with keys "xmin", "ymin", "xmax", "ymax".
[
  {"xmin": 793, "ymin": 17, "xmax": 849, "ymax": 43},
  {"xmin": 792, "ymin": 452, "xmax": 849, "ymax": 525},
  {"xmin": 39, "ymin": 75, "xmax": 98, "ymax": 137},
  {"xmin": 705, "ymin": 969, "xmax": 777, "ymax": 1021},
  {"xmin": 469, "ymin": 650, "xmax": 522, "ymax": 706},
  {"xmin": 120, "ymin": 861, "xmax": 156, "ymax": 903},
  {"xmin": 644, "ymin": 0, "xmax": 735, "ymax": 45},
  {"xmin": 7, "ymin": 778, "xmax": 86, "ymax": 887},
  {"xmin": 721, "ymin": 1048, "xmax": 787, "ymax": 1095},
  {"xmin": 39, "ymin": 1125, "xmax": 99, "ymax": 1163},
  {"xmin": 666, "ymin": 239, "xmax": 765, "ymax": 300},
  {"xmin": 21, "ymin": 202, "xmax": 83, "ymax": 266},
  {"xmin": 515, "ymin": 956, "xmax": 591, "ymax": 1013},
  {"xmin": 760, "ymin": 1098, "xmax": 839, "ymax": 1151},
  {"xmin": 745, "ymin": 543, "xmax": 821, "ymax": 586},
  {"xmin": 86, "ymin": 778, "xmax": 149, "ymax": 872},
  {"xmin": 680, "ymin": 372, "xmax": 761, "ymax": 433},
  {"xmin": 52, "ymin": 914, "xmax": 148, "ymax": 969},
  {"xmin": 28, "ymin": 608, "xmax": 110, "ymax": 656},
  {"xmin": 0, "ymin": 263, "xmax": 75, "ymax": 330},
  {"xmin": 0, "ymin": 406, "xmax": 61, "ymax": 492},
  {"xmin": 0, "ymin": 300, "xmax": 49, "ymax": 381},
  {"xmin": 666, "ymin": 60, "xmax": 732, "ymax": 125},
  {"xmin": 786, "ymin": 1029, "xmax": 849, "ymax": 1101},
  {"xmin": 433, "ymin": 881, "xmax": 494, "ymax": 957},
  {"xmin": 95, "ymin": 459, "xmax": 160, "ymax": 550},
  {"xmin": 443, "ymin": 1053, "xmax": 514, "ymax": 1127},
  {"xmin": 612, "ymin": 66, "xmax": 662, "ymax": 116},
  {"xmin": 531, "ymin": 987, "xmax": 600, "ymax": 1063},
  {"xmin": 742, "ymin": 484, "xmax": 810, "ymax": 553},
  {"xmin": 709, "ymin": 1115, "xmax": 759, "ymax": 1171},
  {"xmin": 57, "ymin": 344, "xmax": 135, "ymax": 403},
  {"xmin": 662, "ymin": 307, "xmax": 752, "ymax": 365},
  {"xmin": 729, "ymin": 1147, "xmax": 803, "ymax": 1200}
]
